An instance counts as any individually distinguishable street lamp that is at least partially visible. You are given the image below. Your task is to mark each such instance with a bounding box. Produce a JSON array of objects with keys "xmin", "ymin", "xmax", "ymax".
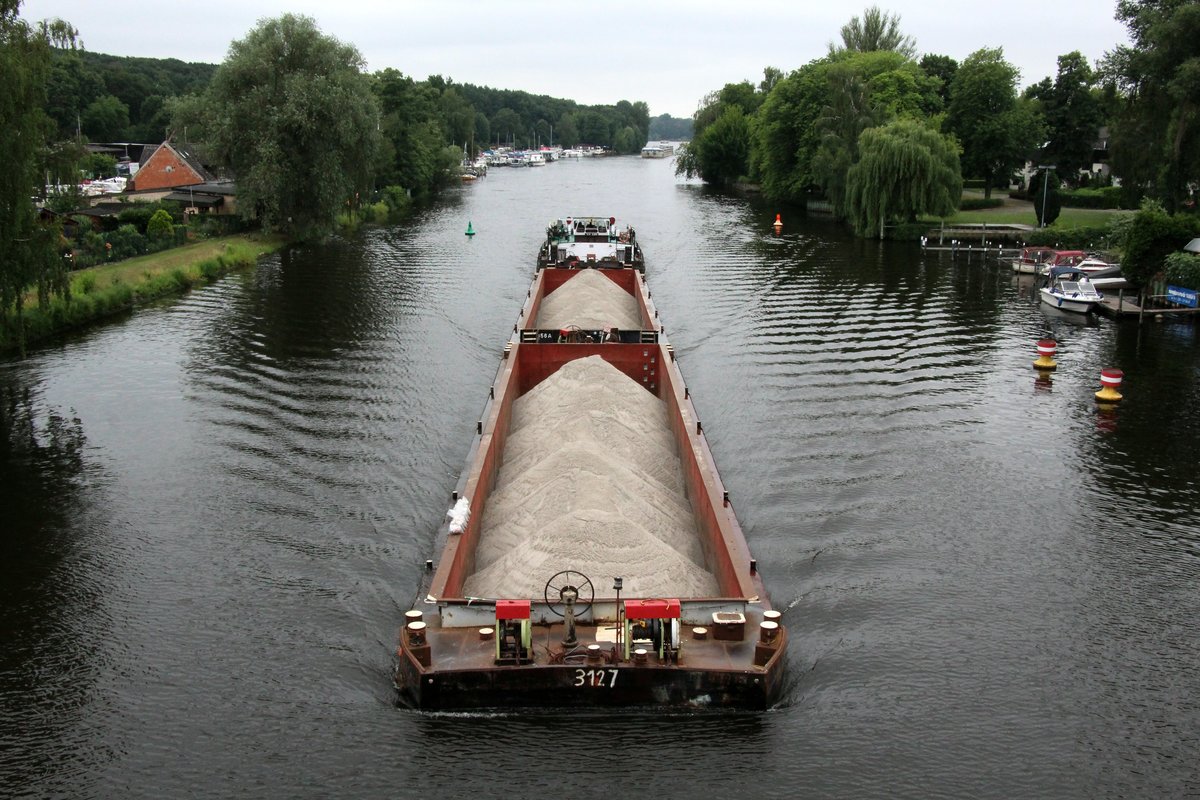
[{"xmin": 1037, "ymin": 164, "xmax": 1056, "ymax": 228}]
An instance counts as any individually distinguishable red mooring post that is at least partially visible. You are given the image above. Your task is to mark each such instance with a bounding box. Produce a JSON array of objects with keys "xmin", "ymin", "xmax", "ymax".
[
  {"xmin": 1034, "ymin": 338, "xmax": 1058, "ymax": 370},
  {"xmin": 1095, "ymin": 368, "xmax": 1124, "ymax": 403}
]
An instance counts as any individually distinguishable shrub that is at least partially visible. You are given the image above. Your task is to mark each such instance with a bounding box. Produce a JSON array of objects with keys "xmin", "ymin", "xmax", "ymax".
[
  {"xmin": 1022, "ymin": 225, "xmax": 1115, "ymax": 250},
  {"xmin": 146, "ymin": 209, "xmax": 175, "ymax": 240},
  {"xmin": 379, "ymin": 185, "xmax": 412, "ymax": 216},
  {"xmin": 1165, "ymin": 252, "xmax": 1200, "ymax": 290},
  {"xmin": 106, "ymin": 224, "xmax": 147, "ymax": 260},
  {"xmin": 1033, "ymin": 172, "xmax": 1062, "ymax": 227},
  {"xmin": 74, "ymin": 272, "xmax": 97, "ymax": 294},
  {"xmin": 117, "ymin": 201, "xmax": 183, "ymax": 233},
  {"xmin": 1060, "ymin": 186, "xmax": 1125, "ymax": 209},
  {"xmin": 959, "ymin": 197, "xmax": 1005, "ymax": 211},
  {"xmin": 1122, "ymin": 200, "xmax": 1200, "ymax": 285}
]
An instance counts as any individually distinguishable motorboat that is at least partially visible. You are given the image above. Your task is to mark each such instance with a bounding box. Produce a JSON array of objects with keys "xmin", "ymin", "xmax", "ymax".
[
  {"xmin": 1011, "ymin": 247, "xmax": 1059, "ymax": 274},
  {"xmin": 1040, "ymin": 266, "xmax": 1104, "ymax": 313}
]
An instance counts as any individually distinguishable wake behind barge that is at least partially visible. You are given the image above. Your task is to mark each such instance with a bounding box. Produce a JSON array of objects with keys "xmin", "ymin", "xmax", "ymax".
[{"xmin": 396, "ymin": 217, "xmax": 786, "ymax": 710}]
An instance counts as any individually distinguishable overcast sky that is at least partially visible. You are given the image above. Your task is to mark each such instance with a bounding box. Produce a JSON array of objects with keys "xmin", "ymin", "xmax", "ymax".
[{"xmin": 19, "ymin": 0, "xmax": 1131, "ymax": 119}]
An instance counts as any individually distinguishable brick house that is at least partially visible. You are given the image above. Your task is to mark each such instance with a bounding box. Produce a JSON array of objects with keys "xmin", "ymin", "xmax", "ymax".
[{"xmin": 129, "ymin": 140, "xmax": 214, "ymax": 191}]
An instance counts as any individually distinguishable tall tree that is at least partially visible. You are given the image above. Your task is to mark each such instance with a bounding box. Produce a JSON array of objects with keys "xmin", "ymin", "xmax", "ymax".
[
  {"xmin": 843, "ymin": 118, "xmax": 962, "ymax": 238},
  {"xmin": 675, "ymin": 105, "xmax": 751, "ymax": 187},
  {"xmin": 919, "ymin": 53, "xmax": 958, "ymax": 107},
  {"xmin": 179, "ymin": 14, "xmax": 380, "ymax": 238},
  {"xmin": 811, "ymin": 67, "xmax": 882, "ymax": 217},
  {"xmin": 1103, "ymin": 0, "xmax": 1200, "ymax": 211},
  {"xmin": 1, "ymin": 1, "xmax": 75, "ymax": 342},
  {"xmin": 751, "ymin": 50, "xmax": 939, "ymax": 205},
  {"xmin": 1027, "ymin": 52, "xmax": 1102, "ymax": 185},
  {"xmin": 947, "ymin": 47, "xmax": 1041, "ymax": 198},
  {"xmin": 829, "ymin": 6, "xmax": 917, "ymax": 59}
]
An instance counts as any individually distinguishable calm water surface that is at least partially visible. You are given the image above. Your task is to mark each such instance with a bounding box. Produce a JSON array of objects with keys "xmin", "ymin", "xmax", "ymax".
[{"xmin": 3, "ymin": 158, "xmax": 1198, "ymax": 798}]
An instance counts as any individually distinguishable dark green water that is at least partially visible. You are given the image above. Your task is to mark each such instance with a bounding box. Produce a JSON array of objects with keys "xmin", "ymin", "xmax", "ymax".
[{"xmin": 3, "ymin": 157, "xmax": 1198, "ymax": 798}]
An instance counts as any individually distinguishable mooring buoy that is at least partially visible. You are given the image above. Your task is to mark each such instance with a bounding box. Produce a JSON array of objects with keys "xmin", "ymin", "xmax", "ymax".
[
  {"xmin": 1033, "ymin": 338, "xmax": 1058, "ymax": 371},
  {"xmin": 1095, "ymin": 368, "xmax": 1124, "ymax": 403}
]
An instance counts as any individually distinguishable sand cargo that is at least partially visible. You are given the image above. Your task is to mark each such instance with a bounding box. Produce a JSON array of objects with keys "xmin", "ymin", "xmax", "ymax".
[{"xmin": 395, "ymin": 217, "xmax": 786, "ymax": 709}]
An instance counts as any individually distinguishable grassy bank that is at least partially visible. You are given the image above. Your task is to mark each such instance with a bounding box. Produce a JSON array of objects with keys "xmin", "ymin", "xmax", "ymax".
[
  {"xmin": 2, "ymin": 234, "xmax": 285, "ymax": 354},
  {"xmin": 945, "ymin": 190, "xmax": 1130, "ymax": 228}
]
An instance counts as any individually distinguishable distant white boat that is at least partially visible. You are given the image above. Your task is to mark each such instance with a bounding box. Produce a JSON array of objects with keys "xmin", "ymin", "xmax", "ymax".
[{"xmin": 641, "ymin": 143, "xmax": 674, "ymax": 158}]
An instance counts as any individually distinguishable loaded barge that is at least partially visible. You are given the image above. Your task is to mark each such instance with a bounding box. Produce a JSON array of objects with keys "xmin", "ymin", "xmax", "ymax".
[{"xmin": 395, "ymin": 217, "xmax": 786, "ymax": 710}]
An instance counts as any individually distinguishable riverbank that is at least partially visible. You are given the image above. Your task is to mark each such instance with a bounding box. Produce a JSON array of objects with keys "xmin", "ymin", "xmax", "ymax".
[{"xmin": 1, "ymin": 234, "xmax": 286, "ymax": 354}]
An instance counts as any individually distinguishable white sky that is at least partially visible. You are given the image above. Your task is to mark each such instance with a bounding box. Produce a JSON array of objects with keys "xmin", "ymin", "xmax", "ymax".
[{"xmin": 19, "ymin": 0, "xmax": 1131, "ymax": 119}]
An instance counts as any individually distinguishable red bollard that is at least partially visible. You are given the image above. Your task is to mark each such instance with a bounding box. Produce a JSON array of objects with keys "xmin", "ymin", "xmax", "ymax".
[
  {"xmin": 1033, "ymin": 338, "xmax": 1057, "ymax": 370},
  {"xmin": 1095, "ymin": 368, "xmax": 1124, "ymax": 403}
]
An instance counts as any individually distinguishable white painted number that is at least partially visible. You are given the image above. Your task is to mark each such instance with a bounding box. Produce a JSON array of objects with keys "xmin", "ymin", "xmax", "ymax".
[{"xmin": 573, "ymin": 668, "xmax": 618, "ymax": 688}]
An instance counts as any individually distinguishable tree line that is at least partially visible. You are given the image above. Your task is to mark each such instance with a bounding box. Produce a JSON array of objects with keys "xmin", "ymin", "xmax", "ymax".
[
  {"xmin": 678, "ymin": 3, "xmax": 1199, "ymax": 249},
  {"xmin": 2, "ymin": 3, "xmax": 655, "ymax": 342}
]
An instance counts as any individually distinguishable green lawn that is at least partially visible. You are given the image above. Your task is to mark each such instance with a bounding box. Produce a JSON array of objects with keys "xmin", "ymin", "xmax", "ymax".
[
  {"xmin": 926, "ymin": 191, "xmax": 1132, "ymax": 228},
  {"xmin": 5, "ymin": 233, "xmax": 286, "ymax": 352}
]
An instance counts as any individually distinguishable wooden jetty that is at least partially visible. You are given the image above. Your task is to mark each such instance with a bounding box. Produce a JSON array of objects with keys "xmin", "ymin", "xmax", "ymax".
[{"xmin": 1097, "ymin": 291, "xmax": 1200, "ymax": 320}]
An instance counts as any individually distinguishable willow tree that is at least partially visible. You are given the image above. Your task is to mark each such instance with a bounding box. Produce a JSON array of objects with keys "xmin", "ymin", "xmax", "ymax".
[
  {"xmin": 844, "ymin": 119, "xmax": 962, "ymax": 239},
  {"xmin": 1, "ymin": 2, "xmax": 75, "ymax": 344},
  {"xmin": 180, "ymin": 14, "xmax": 380, "ymax": 238}
]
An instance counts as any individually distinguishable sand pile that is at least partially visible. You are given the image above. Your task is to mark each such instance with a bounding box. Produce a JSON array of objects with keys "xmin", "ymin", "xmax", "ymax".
[
  {"xmin": 536, "ymin": 270, "xmax": 643, "ymax": 331},
  {"xmin": 462, "ymin": 355, "xmax": 718, "ymax": 599}
]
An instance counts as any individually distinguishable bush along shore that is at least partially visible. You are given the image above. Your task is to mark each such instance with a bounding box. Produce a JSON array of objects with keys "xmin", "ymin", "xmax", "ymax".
[{"xmin": 1, "ymin": 234, "xmax": 285, "ymax": 355}]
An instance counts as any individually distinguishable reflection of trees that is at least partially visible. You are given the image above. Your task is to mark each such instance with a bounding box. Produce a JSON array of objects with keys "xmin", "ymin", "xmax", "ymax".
[
  {"xmin": 0, "ymin": 383, "xmax": 86, "ymax": 553},
  {"xmin": 0, "ymin": 380, "xmax": 92, "ymax": 771}
]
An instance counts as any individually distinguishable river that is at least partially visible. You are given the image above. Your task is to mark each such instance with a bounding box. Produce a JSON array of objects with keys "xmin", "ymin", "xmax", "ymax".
[{"xmin": 3, "ymin": 156, "xmax": 1198, "ymax": 798}]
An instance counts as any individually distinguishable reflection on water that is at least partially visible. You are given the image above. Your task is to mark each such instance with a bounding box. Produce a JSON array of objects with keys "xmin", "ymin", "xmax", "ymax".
[{"xmin": 2, "ymin": 158, "xmax": 1198, "ymax": 798}]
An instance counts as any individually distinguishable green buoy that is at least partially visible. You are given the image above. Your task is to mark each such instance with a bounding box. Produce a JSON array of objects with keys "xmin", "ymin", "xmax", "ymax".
[{"xmin": 465, "ymin": 221, "xmax": 476, "ymax": 236}]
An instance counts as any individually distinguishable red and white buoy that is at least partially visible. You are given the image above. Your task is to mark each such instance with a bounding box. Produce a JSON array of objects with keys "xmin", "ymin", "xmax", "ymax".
[
  {"xmin": 772, "ymin": 214, "xmax": 783, "ymax": 234},
  {"xmin": 1033, "ymin": 338, "xmax": 1058, "ymax": 370},
  {"xmin": 1095, "ymin": 368, "xmax": 1124, "ymax": 403}
]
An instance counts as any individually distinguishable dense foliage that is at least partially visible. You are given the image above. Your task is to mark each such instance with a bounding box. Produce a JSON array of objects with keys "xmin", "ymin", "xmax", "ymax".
[
  {"xmin": 177, "ymin": 15, "xmax": 381, "ymax": 238},
  {"xmin": 1104, "ymin": 0, "xmax": 1200, "ymax": 211},
  {"xmin": 1023, "ymin": 52, "xmax": 1103, "ymax": 186},
  {"xmin": 1, "ymin": 0, "xmax": 73, "ymax": 343},
  {"xmin": 946, "ymin": 48, "xmax": 1041, "ymax": 199},
  {"xmin": 1121, "ymin": 200, "xmax": 1200, "ymax": 285},
  {"xmin": 844, "ymin": 119, "xmax": 961, "ymax": 237},
  {"xmin": 648, "ymin": 114, "xmax": 692, "ymax": 141},
  {"xmin": 45, "ymin": 48, "xmax": 216, "ymax": 142}
]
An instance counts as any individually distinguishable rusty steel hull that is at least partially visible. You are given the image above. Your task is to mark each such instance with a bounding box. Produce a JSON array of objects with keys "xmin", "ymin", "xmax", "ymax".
[{"xmin": 396, "ymin": 622, "xmax": 787, "ymax": 711}]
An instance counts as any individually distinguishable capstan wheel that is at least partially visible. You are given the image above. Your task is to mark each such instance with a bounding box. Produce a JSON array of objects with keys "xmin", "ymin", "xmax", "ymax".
[{"xmin": 542, "ymin": 570, "xmax": 594, "ymax": 617}]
